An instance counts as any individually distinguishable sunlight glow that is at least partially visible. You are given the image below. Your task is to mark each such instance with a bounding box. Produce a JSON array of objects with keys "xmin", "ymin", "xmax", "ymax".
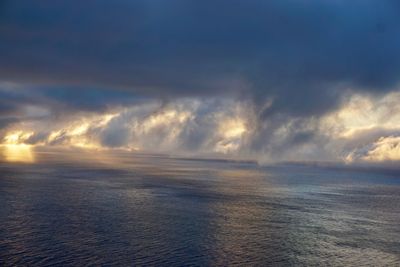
[
  {"xmin": 215, "ymin": 118, "xmax": 247, "ymax": 154},
  {"xmin": 363, "ymin": 136, "xmax": 400, "ymax": 162},
  {"xmin": 1, "ymin": 131, "xmax": 35, "ymax": 163},
  {"xmin": 141, "ymin": 110, "xmax": 192, "ymax": 133},
  {"xmin": 4, "ymin": 131, "xmax": 34, "ymax": 144},
  {"xmin": 45, "ymin": 113, "xmax": 118, "ymax": 149},
  {"xmin": 321, "ymin": 93, "xmax": 400, "ymax": 138},
  {"xmin": 1, "ymin": 144, "xmax": 35, "ymax": 163}
]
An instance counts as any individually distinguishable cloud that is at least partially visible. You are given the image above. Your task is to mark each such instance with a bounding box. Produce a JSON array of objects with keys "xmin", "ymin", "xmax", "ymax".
[
  {"xmin": 1, "ymin": 1, "xmax": 400, "ymax": 115},
  {"xmin": 1, "ymin": 1, "xmax": 400, "ymax": 164},
  {"xmin": 1, "ymin": 91, "xmax": 400, "ymax": 165},
  {"xmin": 346, "ymin": 136, "xmax": 400, "ymax": 163}
]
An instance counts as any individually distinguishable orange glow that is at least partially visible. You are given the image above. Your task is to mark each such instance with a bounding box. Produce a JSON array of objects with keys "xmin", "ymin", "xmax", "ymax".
[
  {"xmin": 1, "ymin": 131, "xmax": 35, "ymax": 163},
  {"xmin": 1, "ymin": 144, "xmax": 35, "ymax": 163},
  {"xmin": 3, "ymin": 131, "xmax": 34, "ymax": 144}
]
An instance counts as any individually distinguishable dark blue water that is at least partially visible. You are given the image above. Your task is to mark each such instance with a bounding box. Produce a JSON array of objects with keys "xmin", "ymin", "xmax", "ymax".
[{"xmin": 1, "ymin": 150, "xmax": 400, "ymax": 266}]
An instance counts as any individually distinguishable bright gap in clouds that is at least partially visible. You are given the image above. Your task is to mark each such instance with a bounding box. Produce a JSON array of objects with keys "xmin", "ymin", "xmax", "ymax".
[
  {"xmin": 1, "ymin": 92, "xmax": 400, "ymax": 165},
  {"xmin": 0, "ymin": 131, "xmax": 35, "ymax": 163}
]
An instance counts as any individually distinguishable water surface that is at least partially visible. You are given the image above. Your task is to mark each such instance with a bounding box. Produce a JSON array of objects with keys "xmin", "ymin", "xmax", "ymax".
[{"xmin": 1, "ymin": 150, "xmax": 400, "ymax": 266}]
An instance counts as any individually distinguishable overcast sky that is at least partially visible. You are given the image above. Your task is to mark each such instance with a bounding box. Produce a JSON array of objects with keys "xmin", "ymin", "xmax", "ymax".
[{"xmin": 1, "ymin": 0, "xmax": 400, "ymax": 164}]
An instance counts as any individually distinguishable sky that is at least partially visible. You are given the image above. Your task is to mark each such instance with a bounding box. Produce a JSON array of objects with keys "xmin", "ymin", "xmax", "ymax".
[{"xmin": 1, "ymin": 0, "xmax": 400, "ymax": 165}]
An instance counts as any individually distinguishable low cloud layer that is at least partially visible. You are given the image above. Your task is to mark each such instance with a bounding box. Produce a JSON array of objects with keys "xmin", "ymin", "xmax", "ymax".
[
  {"xmin": 1, "ymin": 1, "xmax": 400, "ymax": 164},
  {"xmin": 2, "ymin": 91, "xmax": 400, "ymax": 165}
]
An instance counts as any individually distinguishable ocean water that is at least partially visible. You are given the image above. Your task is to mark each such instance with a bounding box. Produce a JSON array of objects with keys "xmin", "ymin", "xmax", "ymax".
[{"xmin": 1, "ymin": 150, "xmax": 400, "ymax": 266}]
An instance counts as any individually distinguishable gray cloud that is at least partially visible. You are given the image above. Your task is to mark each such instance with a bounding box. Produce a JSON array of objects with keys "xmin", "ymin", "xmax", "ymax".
[
  {"xmin": 0, "ymin": 1, "xmax": 399, "ymax": 117},
  {"xmin": 1, "ymin": 1, "xmax": 400, "ymax": 164}
]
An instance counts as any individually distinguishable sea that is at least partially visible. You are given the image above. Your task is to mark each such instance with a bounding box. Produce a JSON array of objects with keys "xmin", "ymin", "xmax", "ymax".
[{"xmin": 1, "ymin": 149, "xmax": 400, "ymax": 266}]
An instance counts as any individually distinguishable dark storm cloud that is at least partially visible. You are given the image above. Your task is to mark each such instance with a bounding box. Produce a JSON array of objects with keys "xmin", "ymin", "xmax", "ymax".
[
  {"xmin": 0, "ymin": 84, "xmax": 46, "ymax": 129},
  {"xmin": 0, "ymin": 86, "xmax": 33, "ymax": 116},
  {"xmin": 0, "ymin": 0, "xmax": 400, "ymax": 117},
  {"xmin": 36, "ymin": 86, "xmax": 145, "ymax": 112},
  {"xmin": 0, "ymin": 83, "xmax": 145, "ymax": 125}
]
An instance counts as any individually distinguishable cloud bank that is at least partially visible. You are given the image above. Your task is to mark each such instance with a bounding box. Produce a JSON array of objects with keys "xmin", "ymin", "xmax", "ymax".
[{"xmin": 1, "ymin": 1, "xmax": 400, "ymax": 164}]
